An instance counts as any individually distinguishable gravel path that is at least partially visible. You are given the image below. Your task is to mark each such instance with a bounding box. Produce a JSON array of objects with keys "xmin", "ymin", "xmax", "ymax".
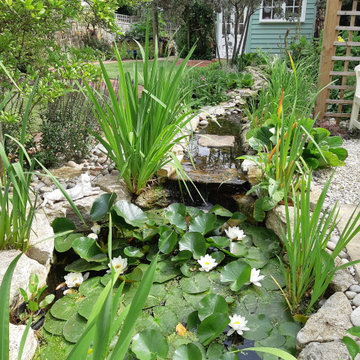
[{"xmin": 312, "ymin": 138, "xmax": 360, "ymax": 208}]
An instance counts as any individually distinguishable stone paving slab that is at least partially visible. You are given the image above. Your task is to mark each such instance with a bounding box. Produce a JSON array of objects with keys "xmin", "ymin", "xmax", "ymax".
[
  {"xmin": 339, "ymin": 204, "xmax": 360, "ymax": 282},
  {"xmin": 198, "ymin": 135, "xmax": 235, "ymax": 148}
]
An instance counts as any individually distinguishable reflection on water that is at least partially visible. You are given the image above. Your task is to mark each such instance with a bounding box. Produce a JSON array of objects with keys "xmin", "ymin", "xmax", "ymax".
[{"xmin": 223, "ymin": 337, "xmax": 262, "ymax": 359}]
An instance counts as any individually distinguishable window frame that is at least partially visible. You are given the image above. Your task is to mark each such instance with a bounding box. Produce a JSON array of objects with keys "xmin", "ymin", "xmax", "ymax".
[{"xmin": 259, "ymin": 0, "xmax": 307, "ymax": 23}]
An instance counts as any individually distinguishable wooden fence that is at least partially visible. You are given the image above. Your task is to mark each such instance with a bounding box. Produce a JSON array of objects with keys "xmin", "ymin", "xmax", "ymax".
[{"xmin": 315, "ymin": 0, "xmax": 360, "ymax": 122}]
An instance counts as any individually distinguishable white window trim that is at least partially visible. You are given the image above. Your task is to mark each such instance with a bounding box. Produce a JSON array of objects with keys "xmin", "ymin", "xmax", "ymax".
[{"xmin": 259, "ymin": 0, "xmax": 307, "ymax": 23}]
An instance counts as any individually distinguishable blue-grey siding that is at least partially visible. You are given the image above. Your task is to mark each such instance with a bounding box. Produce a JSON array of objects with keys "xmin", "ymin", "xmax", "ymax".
[{"xmin": 245, "ymin": 0, "xmax": 317, "ymax": 54}]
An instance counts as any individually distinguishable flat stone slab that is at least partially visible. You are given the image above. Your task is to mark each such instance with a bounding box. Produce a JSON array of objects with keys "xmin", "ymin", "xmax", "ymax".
[
  {"xmin": 49, "ymin": 166, "xmax": 83, "ymax": 180},
  {"xmin": 171, "ymin": 163, "xmax": 246, "ymax": 185},
  {"xmin": 339, "ymin": 204, "xmax": 360, "ymax": 281},
  {"xmin": 198, "ymin": 135, "xmax": 235, "ymax": 148},
  {"xmin": 94, "ymin": 174, "xmax": 132, "ymax": 202},
  {"xmin": 0, "ymin": 250, "xmax": 47, "ymax": 307},
  {"xmin": 298, "ymin": 341, "xmax": 351, "ymax": 360}
]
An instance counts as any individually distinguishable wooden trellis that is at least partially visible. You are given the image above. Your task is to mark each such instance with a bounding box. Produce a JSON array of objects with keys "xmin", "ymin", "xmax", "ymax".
[{"xmin": 315, "ymin": 0, "xmax": 360, "ymax": 122}]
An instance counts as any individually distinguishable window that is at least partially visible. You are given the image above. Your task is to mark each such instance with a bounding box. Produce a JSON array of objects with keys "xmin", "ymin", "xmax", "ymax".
[{"xmin": 260, "ymin": 0, "xmax": 307, "ymax": 23}]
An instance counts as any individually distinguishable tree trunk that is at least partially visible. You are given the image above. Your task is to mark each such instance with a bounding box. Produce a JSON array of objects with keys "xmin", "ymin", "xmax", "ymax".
[
  {"xmin": 239, "ymin": 11, "xmax": 251, "ymax": 57},
  {"xmin": 152, "ymin": 0, "xmax": 159, "ymax": 56},
  {"xmin": 231, "ymin": 5, "xmax": 240, "ymax": 65}
]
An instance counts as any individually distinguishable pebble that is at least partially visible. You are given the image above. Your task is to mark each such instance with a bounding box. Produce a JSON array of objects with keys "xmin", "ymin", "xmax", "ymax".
[
  {"xmin": 353, "ymin": 294, "xmax": 360, "ymax": 307},
  {"xmin": 39, "ymin": 186, "xmax": 54, "ymax": 194},
  {"xmin": 98, "ymin": 157, "xmax": 107, "ymax": 165},
  {"xmin": 350, "ymin": 285, "xmax": 360, "ymax": 293},
  {"xmin": 199, "ymin": 120, "xmax": 209, "ymax": 127},
  {"xmin": 351, "ymin": 307, "xmax": 360, "ymax": 326},
  {"xmin": 67, "ymin": 160, "xmax": 80, "ymax": 169},
  {"xmin": 326, "ymin": 242, "xmax": 336, "ymax": 251},
  {"xmin": 346, "ymin": 291, "xmax": 357, "ymax": 300},
  {"xmin": 339, "ymin": 250, "xmax": 348, "ymax": 259}
]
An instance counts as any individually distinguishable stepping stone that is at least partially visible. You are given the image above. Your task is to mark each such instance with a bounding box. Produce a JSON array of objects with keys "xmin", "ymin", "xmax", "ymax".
[{"xmin": 198, "ymin": 135, "xmax": 235, "ymax": 148}]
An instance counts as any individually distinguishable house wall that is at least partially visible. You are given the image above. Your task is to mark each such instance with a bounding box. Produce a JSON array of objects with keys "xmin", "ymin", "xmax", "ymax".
[{"xmin": 245, "ymin": 0, "xmax": 317, "ymax": 55}]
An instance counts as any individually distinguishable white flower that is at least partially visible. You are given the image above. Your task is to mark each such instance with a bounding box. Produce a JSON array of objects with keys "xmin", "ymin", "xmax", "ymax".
[
  {"xmin": 225, "ymin": 226, "xmax": 246, "ymax": 241},
  {"xmin": 88, "ymin": 233, "xmax": 98, "ymax": 240},
  {"xmin": 198, "ymin": 254, "xmax": 218, "ymax": 272},
  {"xmin": 227, "ymin": 314, "xmax": 250, "ymax": 336},
  {"xmin": 269, "ymin": 127, "xmax": 276, "ymax": 134},
  {"xmin": 64, "ymin": 272, "xmax": 84, "ymax": 288},
  {"xmin": 91, "ymin": 223, "xmax": 101, "ymax": 235},
  {"xmin": 108, "ymin": 255, "xmax": 128, "ymax": 274},
  {"xmin": 250, "ymin": 268, "xmax": 265, "ymax": 287}
]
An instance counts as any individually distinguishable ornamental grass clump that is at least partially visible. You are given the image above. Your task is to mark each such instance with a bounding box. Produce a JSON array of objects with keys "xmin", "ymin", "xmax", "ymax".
[
  {"xmin": 282, "ymin": 172, "xmax": 360, "ymax": 315},
  {"xmin": 83, "ymin": 21, "xmax": 196, "ymax": 195}
]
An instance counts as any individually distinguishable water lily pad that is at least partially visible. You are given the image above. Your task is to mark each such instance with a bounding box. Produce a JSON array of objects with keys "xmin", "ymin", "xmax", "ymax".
[
  {"xmin": 158, "ymin": 230, "xmax": 178, "ymax": 254},
  {"xmin": 220, "ymin": 260, "xmax": 251, "ymax": 292},
  {"xmin": 187, "ymin": 311, "xmax": 201, "ymax": 331},
  {"xmin": 134, "ymin": 312, "xmax": 162, "ymax": 334},
  {"xmin": 90, "ymin": 192, "xmax": 116, "ymax": 221},
  {"xmin": 256, "ymin": 329, "xmax": 286, "ymax": 348},
  {"xmin": 44, "ymin": 312, "xmax": 66, "ymax": 336},
  {"xmin": 166, "ymin": 287, "xmax": 194, "ymax": 323},
  {"xmin": 260, "ymin": 259, "xmax": 286, "ymax": 290},
  {"xmin": 211, "ymin": 251, "xmax": 225, "ymax": 265},
  {"xmin": 183, "ymin": 292, "xmax": 207, "ymax": 309},
  {"xmin": 179, "ymin": 232, "xmax": 206, "ymax": 259},
  {"xmin": 153, "ymin": 306, "xmax": 178, "ymax": 336},
  {"xmin": 244, "ymin": 247, "xmax": 269, "ymax": 269},
  {"xmin": 209, "ymin": 205, "xmax": 233, "ymax": 218},
  {"xmin": 229, "ymin": 242, "xmax": 249, "ymax": 257},
  {"xmin": 78, "ymin": 276, "xmax": 101, "ymax": 296},
  {"xmin": 50, "ymin": 295, "xmax": 79, "ymax": 321},
  {"xmin": 207, "ymin": 343, "xmax": 226, "ymax": 360},
  {"xmin": 278, "ymin": 322, "xmax": 301, "ymax": 337},
  {"xmin": 220, "ymin": 353, "xmax": 238, "ymax": 360},
  {"xmin": 173, "ymin": 343, "xmax": 203, "ymax": 360},
  {"xmin": 113, "ymin": 200, "xmax": 147, "ymax": 227},
  {"xmin": 257, "ymin": 292, "xmax": 292, "ymax": 322},
  {"xmin": 189, "ymin": 212, "xmax": 218, "ymax": 234},
  {"xmin": 132, "ymin": 329, "xmax": 169, "ymax": 360},
  {"xmin": 180, "ymin": 272, "xmax": 210, "ymax": 294},
  {"xmin": 197, "ymin": 312, "xmax": 229, "ymax": 345},
  {"xmin": 65, "ymin": 259, "xmax": 107, "ymax": 272},
  {"xmin": 198, "ymin": 294, "xmax": 228, "ymax": 321},
  {"xmin": 171, "ymin": 250, "xmax": 193, "ymax": 262},
  {"xmin": 180, "ymin": 263, "xmax": 194, "ymax": 277},
  {"xmin": 166, "ymin": 203, "xmax": 187, "ymax": 216},
  {"xmin": 124, "ymin": 246, "xmax": 144, "ymax": 258},
  {"xmin": 144, "ymin": 283, "xmax": 167, "ymax": 308},
  {"xmin": 62, "ymin": 313, "xmax": 87, "ymax": 344},
  {"xmin": 72, "ymin": 237, "xmax": 106, "ymax": 262},
  {"xmin": 52, "ymin": 218, "xmax": 77, "ymax": 253},
  {"xmin": 154, "ymin": 260, "xmax": 181, "ymax": 283},
  {"xmin": 207, "ymin": 236, "xmax": 230, "ymax": 248},
  {"xmin": 77, "ymin": 289, "xmax": 103, "ymax": 320},
  {"xmin": 242, "ymin": 314, "xmax": 273, "ymax": 341}
]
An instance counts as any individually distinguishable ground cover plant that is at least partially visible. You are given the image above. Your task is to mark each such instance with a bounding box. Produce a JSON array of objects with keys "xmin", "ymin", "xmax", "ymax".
[{"xmin": 35, "ymin": 192, "xmax": 301, "ymax": 359}]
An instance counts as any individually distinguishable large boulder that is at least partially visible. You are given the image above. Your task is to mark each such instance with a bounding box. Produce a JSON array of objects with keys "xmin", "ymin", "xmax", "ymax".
[
  {"xmin": 297, "ymin": 341, "xmax": 350, "ymax": 360},
  {"xmin": 28, "ymin": 212, "xmax": 54, "ymax": 268},
  {"xmin": 330, "ymin": 256, "xmax": 355, "ymax": 292},
  {"xmin": 9, "ymin": 323, "xmax": 37, "ymax": 360},
  {"xmin": 0, "ymin": 251, "xmax": 47, "ymax": 307},
  {"xmin": 94, "ymin": 175, "xmax": 132, "ymax": 202},
  {"xmin": 296, "ymin": 292, "xmax": 352, "ymax": 350}
]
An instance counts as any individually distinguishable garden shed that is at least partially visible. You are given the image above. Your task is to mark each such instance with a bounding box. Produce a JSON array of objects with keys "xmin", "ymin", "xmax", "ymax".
[{"xmin": 216, "ymin": 0, "xmax": 318, "ymax": 58}]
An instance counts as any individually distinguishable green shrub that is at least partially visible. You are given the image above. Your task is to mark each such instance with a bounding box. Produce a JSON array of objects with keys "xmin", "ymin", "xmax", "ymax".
[{"xmin": 38, "ymin": 91, "xmax": 99, "ymax": 167}]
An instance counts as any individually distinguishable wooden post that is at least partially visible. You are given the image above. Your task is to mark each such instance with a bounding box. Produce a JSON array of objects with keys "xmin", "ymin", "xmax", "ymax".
[{"xmin": 314, "ymin": 0, "xmax": 342, "ymax": 120}]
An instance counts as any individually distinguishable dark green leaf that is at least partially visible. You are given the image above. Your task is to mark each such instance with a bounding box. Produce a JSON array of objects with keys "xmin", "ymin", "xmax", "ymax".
[
  {"xmin": 171, "ymin": 250, "xmax": 192, "ymax": 262},
  {"xmin": 173, "ymin": 343, "xmax": 202, "ymax": 360},
  {"xmin": 180, "ymin": 272, "xmax": 210, "ymax": 294},
  {"xmin": 207, "ymin": 236, "xmax": 230, "ymax": 248},
  {"xmin": 179, "ymin": 232, "xmax": 206, "ymax": 259},
  {"xmin": 347, "ymin": 326, "xmax": 360, "ymax": 338},
  {"xmin": 197, "ymin": 312, "xmax": 229, "ymax": 345},
  {"xmin": 55, "ymin": 233, "xmax": 82, "ymax": 253},
  {"xmin": 62, "ymin": 313, "xmax": 87, "ymax": 344},
  {"xmin": 189, "ymin": 213, "xmax": 219, "ymax": 234},
  {"xmin": 131, "ymin": 329, "xmax": 169, "ymax": 360},
  {"xmin": 158, "ymin": 230, "xmax": 178, "ymax": 254},
  {"xmin": 124, "ymin": 246, "xmax": 144, "ymax": 258},
  {"xmin": 72, "ymin": 237, "xmax": 106, "ymax": 262},
  {"xmin": 65, "ymin": 259, "xmax": 107, "ymax": 272},
  {"xmin": 153, "ymin": 261, "xmax": 180, "ymax": 283},
  {"xmin": 209, "ymin": 205, "xmax": 233, "ymax": 217},
  {"xmin": 220, "ymin": 260, "xmax": 251, "ymax": 291},
  {"xmin": 113, "ymin": 200, "xmax": 147, "ymax": 227},
  {"xmin": 198, "ymin": 294, "xmax": 228, "ymax": 321},
  {"xmin": 90, "ymin": 193, "xmax": 117, "ymax": 221},
  {"xmin": 51, "ymin": 218, "xmax": 77, "ymax": 252},
  {"xmin": 343, "ymin": 336, "xmax": 360, "ymax": 360}
]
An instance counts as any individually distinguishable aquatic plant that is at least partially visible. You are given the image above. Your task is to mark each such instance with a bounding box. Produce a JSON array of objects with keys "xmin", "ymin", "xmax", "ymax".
[
  {"xmin": 282, "ymin": 172, "xmax": 360, "ymax": 315},
  {"xmin": 83, "ymin": 20, "xmax": 196, "ymax": 195}
]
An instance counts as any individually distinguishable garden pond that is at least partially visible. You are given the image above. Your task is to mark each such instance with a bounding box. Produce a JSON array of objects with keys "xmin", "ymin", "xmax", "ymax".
[{"xmin": 33, "ymin": 194, "xmax": 301, "ymax": 360}]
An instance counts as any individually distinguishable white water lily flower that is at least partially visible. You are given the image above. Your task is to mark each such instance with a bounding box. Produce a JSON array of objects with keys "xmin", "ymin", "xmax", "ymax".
[
  {"xmin": 88, "ymin": 233, "xmax": 98, "ymax": 240},
  {"xmin": 64, "ymin": 272, "xmax": 84, "ymax": 288},
  {"xmin": 108, "ymin": 255, "xmax": 128, "ymax": 274},
  {"xmin": 250, "ymin": 268, "xmax": 265, "ymax": 287},
  {"xmin": 225, "ymin": 226, "xmax": 246, "ymax": 241},
  {"xmin": 269, "ymin": 127, "xmax": 276, "ymax": 134},
  {"xmin": 227, "ymin": 314, "xmax": 250, "ymax": 336},
  {"xmin": 198, "ymin": 254, "xmax": 218, "ymax": 272},
  {"xmin": 91, "ymin": 223, "xmax": 101, "ymax": 235}
]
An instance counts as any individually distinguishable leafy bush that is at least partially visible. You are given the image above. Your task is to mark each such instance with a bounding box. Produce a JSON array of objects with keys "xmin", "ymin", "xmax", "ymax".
[
  {"xmin": 185, "ymin": 64, "xmax": 253, "ymax": 109},
  {"xmin": 237, "ymin": 51, "xmax": 268, "ymax": 72},
  {"xmin": 82, "ymin": 32, "xmax": 114, "ymax": 60},
  {"xmin": 38, "ymin": 91, "xmax": 99, "ymax": 167}
]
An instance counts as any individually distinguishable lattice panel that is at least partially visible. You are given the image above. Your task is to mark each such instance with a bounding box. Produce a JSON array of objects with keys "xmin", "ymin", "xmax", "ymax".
[{"xmin": 315, "ymin": 0, "xmax": 360, "ymax": 122}]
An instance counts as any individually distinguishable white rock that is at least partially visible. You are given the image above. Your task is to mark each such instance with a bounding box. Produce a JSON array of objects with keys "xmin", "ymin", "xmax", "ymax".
[
  {"xmin": 297, "ymin": 341, "xmax": 351, "ymax": 360},
  {"xmin": 346, "ymin": 291, "xmax": 357, "ymax": 300},
  {"xmin": 350, "ymin": 284, "xmax": 360, "ymax": 293},
  {"xmin": 0, "ymin": 251, "xmax": 47, "ymax": 307},
  {"xmin": 296, "ymin": 292, "xmax": 352, "ymax": 349},
  {"xmin": 353, "ymin": 294, "xmax": 360, "ymax": 307},
  {"xmin": 351, "ymin": 306, "xmax": 360, "ymax": 326},
  {"xmin": 327, "ymin": 242, "xmax": 336, "ymax": 251},
  {"xmin": 9, "ymin": 323, "xmax": 37, "ymax": 360}
]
